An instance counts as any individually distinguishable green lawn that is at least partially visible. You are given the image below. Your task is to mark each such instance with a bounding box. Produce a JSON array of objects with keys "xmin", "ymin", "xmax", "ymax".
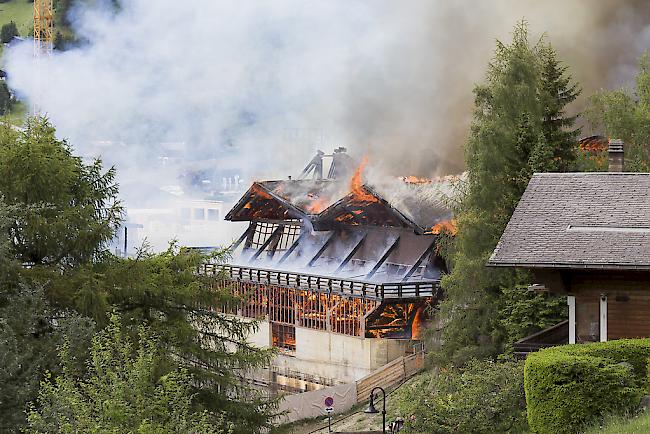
[
  {"xmin": 0, "ymin": 0, "xmax": 34, "ymax": 37},
  {"xmin": 587, "ymin": 411, "xmax": 650, "ymax": 434}
]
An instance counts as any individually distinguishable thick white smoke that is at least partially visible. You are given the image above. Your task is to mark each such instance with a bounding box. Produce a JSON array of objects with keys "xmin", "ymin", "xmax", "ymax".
[
  {"xmin": 6, "ymin": 0, "xmax": 650, "ymax": 179},
  {"xmin": 4, "ymin": 0, "xmax": 650, "ymax": 250}
]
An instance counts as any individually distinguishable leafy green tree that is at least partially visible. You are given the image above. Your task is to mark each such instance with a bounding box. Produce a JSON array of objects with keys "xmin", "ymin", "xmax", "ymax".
[
  {"xmin": 396, "ymin": 359, "xmax": 528, "ymax": 433},
  {"xmin": 587, "ymin": 53, "xmax": 650, "ymax": 172},
  {"xmin": 437, "ymin": 22, "xmax": 578, "ymax": 365},
  {"xmin": 27, "ymin": 314, "xmax": 232, "ymax": 433},
  {"xmin": 0, "ymin": 21, "xmax": 18, "ymax": 44},
  {"xmin": 0, "ymin": 117, "xmax": 123, "ymax": 266}
]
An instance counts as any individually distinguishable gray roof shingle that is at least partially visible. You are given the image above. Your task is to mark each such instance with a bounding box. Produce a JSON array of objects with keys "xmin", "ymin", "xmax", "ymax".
[{"xmin": 489, "ymin": 173, "xmax": 650, "ymax": 270}]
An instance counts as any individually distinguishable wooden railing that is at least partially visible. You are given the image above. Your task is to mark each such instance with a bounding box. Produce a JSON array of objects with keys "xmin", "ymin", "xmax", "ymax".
[
  {"xmin": 202, "ymin": 263, "xmax": 439, "ymax": 300},
  {"xmin": 355, "ymin": 351, "xmax": 425, "ymax": 402}
]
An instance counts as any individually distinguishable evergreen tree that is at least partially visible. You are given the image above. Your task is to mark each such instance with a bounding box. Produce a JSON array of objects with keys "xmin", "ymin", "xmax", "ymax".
[
  {"xmin": 436, "ymin": 22, "xmax": 577, "ymax": 365},
  {"xmin": 0, "ymin": 118, "xmax": 275, "ymax": 432},
  {"xmin": 0, "ymin": 82, "xmax": 12, "ymax": 115},
  {"xmin": 539, "ymin": 45, "xmax": 581, "ymax": 171},
  {"xmin": 0, "ymin": 21, "xmax": 18, "ymax": 44},
  {"xmin": 0, "ymin": 117, "xmax": 123, "ymax": 266}
]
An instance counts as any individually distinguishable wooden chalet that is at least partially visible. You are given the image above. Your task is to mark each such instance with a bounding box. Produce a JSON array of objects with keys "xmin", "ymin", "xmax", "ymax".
[
  {"xmin": 206, "ymin": 158, "xmax": 457, "ymax": 389},
  {"xmin": 489, "ymin": 140, "xmax": 650, "ymax": 353}
]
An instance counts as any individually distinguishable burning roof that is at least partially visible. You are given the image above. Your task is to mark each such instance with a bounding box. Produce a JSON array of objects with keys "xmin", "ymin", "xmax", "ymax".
[{"xmin": 225, "ymin": 174, "xmax": 457, "ymax": 235}]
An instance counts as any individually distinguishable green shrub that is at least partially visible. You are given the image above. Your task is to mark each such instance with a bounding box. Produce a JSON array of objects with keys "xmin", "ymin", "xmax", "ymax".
[
  {"xmin": 525, "ymin": 339, "xmax": 650, "ymax": 434},
  {"xmin": 396, "ymin": 359, "xmax": 528, "ymax": 433}
]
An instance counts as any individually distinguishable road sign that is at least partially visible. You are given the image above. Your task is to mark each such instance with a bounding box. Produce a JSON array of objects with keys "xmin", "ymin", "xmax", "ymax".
[{"xmin": 324, "ymin": 396, "xmax": 334, "ymax": 407}]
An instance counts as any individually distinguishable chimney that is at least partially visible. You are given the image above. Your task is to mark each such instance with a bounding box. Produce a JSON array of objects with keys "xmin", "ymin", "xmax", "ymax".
[{"xmin": 608, "ymin": 139, "xmax": 624, "ymax": 172}]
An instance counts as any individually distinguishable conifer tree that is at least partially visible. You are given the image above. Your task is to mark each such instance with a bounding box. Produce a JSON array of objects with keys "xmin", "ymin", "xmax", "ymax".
[{"xmin": 436, "ymin": 22, "xmax": 578, "ymax": 364}]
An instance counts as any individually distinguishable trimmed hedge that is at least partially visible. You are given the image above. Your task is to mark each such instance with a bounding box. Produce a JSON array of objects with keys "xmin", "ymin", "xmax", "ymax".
[{"xmin": 524, "ymin": 339, "xmax": 650, "ymax": 434}]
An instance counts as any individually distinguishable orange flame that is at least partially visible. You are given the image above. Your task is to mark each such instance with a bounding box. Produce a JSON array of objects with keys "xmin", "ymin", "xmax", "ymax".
[
  {"xmin": 349, "ymin": 156, "xmax": 379, "ymax": 203},
  {"xmin": 428, "ymin": 219, "xmax": 457, "ymax": 235},
  {"xmin": 412, "ymin": 306, "xmax": 426, "ymax": 339},
  {"xmin": 306, "ymin": 195, "xmax": 328, "ymax": 214},
  {"xmin": 400, "ymin": 175, "xmax": 433, "ymax": 184}
]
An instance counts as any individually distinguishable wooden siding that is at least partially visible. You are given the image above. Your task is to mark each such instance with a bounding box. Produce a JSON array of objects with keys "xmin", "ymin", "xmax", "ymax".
[{"xmin": 570, "ymin": 271, "xmax": 650, "ymax": 341}]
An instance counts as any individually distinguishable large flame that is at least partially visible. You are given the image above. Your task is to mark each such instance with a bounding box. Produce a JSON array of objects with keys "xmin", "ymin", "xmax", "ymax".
[
  {"xmin": 349, "ymin": 156, "xmax": 379, "ymax": 203},
  {"xmin": 428, "ymin": 219, "xmax": 457, "ymax": 235},
  {"xmin": 412, "ymin": 305, "xmax": 426, "ymax": 339}
]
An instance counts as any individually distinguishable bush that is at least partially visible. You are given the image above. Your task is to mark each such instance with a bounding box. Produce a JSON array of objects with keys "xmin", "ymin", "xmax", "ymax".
[
  {"xmin": 525, "ymin": 339, "xmax": 650, "ymax": 434},
  {"xmin": 396, "ymin": 359, "xmax": 528, "ymax": 433},
  {"xmin": 1, "ymin": 21, "xmax": 18, "ymax": 44}
]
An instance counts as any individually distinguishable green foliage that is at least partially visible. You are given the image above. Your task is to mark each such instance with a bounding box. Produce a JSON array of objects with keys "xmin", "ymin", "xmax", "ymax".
[
  {"xmin": 0, "ymin": 118, "xmax": 274, "ymax": 432},
  {"xmin": 525, "ymin": 339, "xmax": 650, "ymax": 434},
  {"xmin": 587, "ymin": 53, "xmax": 650, "ymax": 171},
  {"xmin": 0, "ymin": 20, "xmax": 18, "ymax": 43},
  {"xmin": 0, "ymin": 117, "xmax": 123, "ymax": 265},
  {"xmin": 437, "ymin": 21, "xmax": 579, "ymax": 365},
  {"xmin": 27, "ymin": 314, "xmax": 232, "ymax": 433},
  {"xmin": 396, "ymin": 359, "xmax": 527, "ymax": 433},
  {"xmin": 0, "ymin": 82, "xmax": 13, "ymax": 116},
  {"xmin": 498, "ymin": 286, "xmax": 567, "ymax": 354},
  {"xmin": 0, "ymin": 282, "xmax": 95, "ymax": 432},
  {"xmin": 35, "ymin": 243, "xmax": 276, "ymax": 432}
]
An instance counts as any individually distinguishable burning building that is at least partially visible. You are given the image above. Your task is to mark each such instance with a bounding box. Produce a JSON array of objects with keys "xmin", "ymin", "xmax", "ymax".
[{"xmin": 205, "ymin": 150, "xmax": 457, "ymax": 391}]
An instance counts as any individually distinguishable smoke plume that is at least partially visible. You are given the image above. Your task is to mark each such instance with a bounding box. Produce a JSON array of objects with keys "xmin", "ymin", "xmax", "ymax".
[{"xmin": 5, "ymin": 1, "xmax": 650, "ymax": 177}]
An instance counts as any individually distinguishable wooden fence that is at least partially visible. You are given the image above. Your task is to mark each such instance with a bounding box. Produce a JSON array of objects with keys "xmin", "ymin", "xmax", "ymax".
[{"xmin": 355, "ymin": 351, "xmax": 425, "ymax": 402}]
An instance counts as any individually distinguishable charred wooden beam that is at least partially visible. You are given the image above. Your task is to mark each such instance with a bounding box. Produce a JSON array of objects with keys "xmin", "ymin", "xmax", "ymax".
[
  {"xmin": 249, "ymin": 225, "xmax": 285, "ymax": 262},
  {"xmin": 401, "ymin": 239, "xmax": 438, "ymax": 282},
  {"xmin": 366, "ymin": 236, "xmax": 400, "ymax": 279},
  {"xmin": 232, "ymin": 222, "xmax": 254, "ymax": 252},
  {"xmin": 277, "ymin": 231, "xmax": 307, "ymax": 265},
  {"xmin": 266, "ymin": 225, "xmax": 285, "ymax": 259},
  {"xmin": 307, "ymin": 230, "xmax": 338, "ymax": 267},
  {"xmin": 335, "ymin": 232, "xmax": 367, "ymax": 273}
]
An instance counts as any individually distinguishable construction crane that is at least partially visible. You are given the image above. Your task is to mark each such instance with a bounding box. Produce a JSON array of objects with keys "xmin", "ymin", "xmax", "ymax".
[
  {"xmin": 34, "ymin": 0, "xmax": 54, "ymax": 56},
  {"xmin": 33, "ymin": 0, "xmax": 53, "ymax": 114}
]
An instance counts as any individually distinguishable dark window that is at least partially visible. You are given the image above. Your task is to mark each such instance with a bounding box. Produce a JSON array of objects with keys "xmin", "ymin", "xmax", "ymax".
[{"xmin": 272, "ymin": 323, "xmax": 296, "ymax": 352}]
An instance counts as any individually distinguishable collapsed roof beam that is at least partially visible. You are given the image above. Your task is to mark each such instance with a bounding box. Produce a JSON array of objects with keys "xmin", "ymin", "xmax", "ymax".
[
  {"xmin": 307, "ymin": 230, "xmax": 338, "ymax": 267},
  {"xmin": 401, "ymin": 239, "xmax": 438, "ymax": 282},
  {"xmin": 249, "ymin": 225, "xmax": 284, "ymax": 262},
  {"xmin": 366, "ymin": 236, "xmax": 400, "ymax": 279},
  {"xmin": 335, "ymin": 232, "xmax": 367, "ymax": 273}
]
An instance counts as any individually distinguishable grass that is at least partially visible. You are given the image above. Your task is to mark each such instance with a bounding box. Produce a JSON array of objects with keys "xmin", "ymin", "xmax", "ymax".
[
  {"xmin": 586, "ymin": 411, "xmax": 650, "ymax": 434},
  {"xmin": 0, "ymin": 0, "xmax": 34, "ymax": 37}
]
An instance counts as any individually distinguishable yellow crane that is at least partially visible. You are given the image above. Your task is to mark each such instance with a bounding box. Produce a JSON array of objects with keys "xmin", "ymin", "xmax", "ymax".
[
  {"xmin": 34, "ymin": 0, "xmax": 54, "ymax": 56},
  {"xmin": 33, "ymin": 0, "xmax": 53, "ymax": 114}
]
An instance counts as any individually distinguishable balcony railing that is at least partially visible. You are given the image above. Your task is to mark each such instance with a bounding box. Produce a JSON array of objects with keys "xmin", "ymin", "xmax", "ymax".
[{"xmin": 202, "ymin": 263, "xmax": 439, "ymax": 300}]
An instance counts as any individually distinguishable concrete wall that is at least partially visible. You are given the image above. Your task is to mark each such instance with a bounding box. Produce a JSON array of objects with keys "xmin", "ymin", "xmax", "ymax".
[
  {"xmin": 276, "ymin": 382, "xmax": 357, "ymax": 424},
  {"xmin": 244, "ymin": 319, "xmax": 412, "ymax": 383}
]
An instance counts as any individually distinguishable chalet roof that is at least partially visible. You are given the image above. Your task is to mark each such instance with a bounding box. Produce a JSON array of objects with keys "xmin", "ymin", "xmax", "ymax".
[
  {"xmin": 489, "ymin": 173, "xmax": 650, "ymax": 270},
  {"xmin": 225, "ymin": 177, "xmax": 455, "ymax": 234}
]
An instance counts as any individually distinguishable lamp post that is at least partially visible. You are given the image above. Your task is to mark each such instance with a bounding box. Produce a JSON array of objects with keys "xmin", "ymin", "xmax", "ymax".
[{"xmin": 364, "ymin": 386, "xmax": 387, "ymax": 434}]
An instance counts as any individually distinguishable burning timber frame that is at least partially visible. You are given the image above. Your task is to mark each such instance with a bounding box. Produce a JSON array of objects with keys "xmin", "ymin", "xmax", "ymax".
[{"xmin": 216, "ymin": 171, "xmax": 453, "ymax": 387}]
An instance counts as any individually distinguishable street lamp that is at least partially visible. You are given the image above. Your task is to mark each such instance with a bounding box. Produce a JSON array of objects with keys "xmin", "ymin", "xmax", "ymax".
[{"xmin": 364, "ymin": 386, "xmax": 387, "ymax": 434}]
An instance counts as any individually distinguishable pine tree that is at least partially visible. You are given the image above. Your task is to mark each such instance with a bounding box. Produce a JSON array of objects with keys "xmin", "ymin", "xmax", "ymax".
[
  {"xmin": 435, "ymin": 22, "xmax": 578, "ymax": 365},
  {"xmin": 539, "ymin": 45, "xmax": 581, "ymax": 171}
]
